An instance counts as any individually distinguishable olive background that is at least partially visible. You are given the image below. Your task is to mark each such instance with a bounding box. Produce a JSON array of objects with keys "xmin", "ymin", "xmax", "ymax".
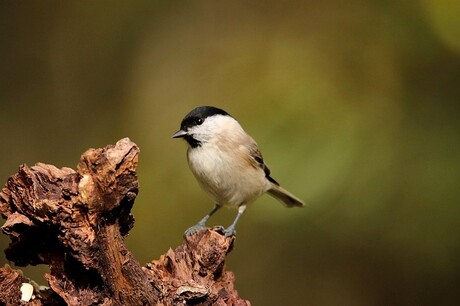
[{"xmin": 1, "ymin": 1, "xmax": 459, "ymax": 305}]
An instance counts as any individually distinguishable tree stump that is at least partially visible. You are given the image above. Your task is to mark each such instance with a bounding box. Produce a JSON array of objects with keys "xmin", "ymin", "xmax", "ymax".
[{"xmin": 0, "ymin": 138, "xmax": 250, "ymax": 305}]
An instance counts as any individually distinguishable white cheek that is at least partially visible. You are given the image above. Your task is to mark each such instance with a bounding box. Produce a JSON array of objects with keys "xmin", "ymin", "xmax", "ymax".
[{"xmin": 189, "ymin": 115, "xmax": 234, "ymax": 143}]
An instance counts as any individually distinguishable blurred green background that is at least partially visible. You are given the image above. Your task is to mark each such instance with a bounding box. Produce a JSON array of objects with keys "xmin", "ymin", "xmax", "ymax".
[{"xmin": 1, "ymin": 1, "xmax": 460, "ymax": 305}]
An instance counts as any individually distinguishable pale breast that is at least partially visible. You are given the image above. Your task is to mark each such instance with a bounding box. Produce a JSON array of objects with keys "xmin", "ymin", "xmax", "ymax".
[{"xmin": 187, "ymin": 138, "xmax": 270, "ymax": 207}]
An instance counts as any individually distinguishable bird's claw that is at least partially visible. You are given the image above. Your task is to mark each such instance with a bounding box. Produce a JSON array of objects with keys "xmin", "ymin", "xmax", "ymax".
[
  {"xmin": 185, "ymin": 224, "xmax": 236, "ymax": 237},
  {"xmin": 212, "ymin": 225, "xmax": 236, "ymax": 237},
  {"xmin": 184, "ymin": 224, "xmax": 207, "ymax": 237}
]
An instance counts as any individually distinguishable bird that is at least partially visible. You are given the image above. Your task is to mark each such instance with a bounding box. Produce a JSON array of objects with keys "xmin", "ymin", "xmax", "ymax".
[{"xmin": 172, "ymin": 106, "xmax": 304, "ymax": 236}]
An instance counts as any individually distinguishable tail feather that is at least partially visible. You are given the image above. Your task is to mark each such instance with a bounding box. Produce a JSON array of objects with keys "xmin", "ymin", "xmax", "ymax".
[{"xmin": 267, "ymin": 184, "xmax": 305, "ymax": 208}]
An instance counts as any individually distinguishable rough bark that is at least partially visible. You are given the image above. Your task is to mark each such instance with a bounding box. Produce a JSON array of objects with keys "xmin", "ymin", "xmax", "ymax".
[{"xmin": 0, "ymin": 138, "xmax": 250, "ymax": 306}]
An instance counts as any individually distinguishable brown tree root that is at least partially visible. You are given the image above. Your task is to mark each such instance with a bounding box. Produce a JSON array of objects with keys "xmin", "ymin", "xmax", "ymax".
[{"xmin": 0, "ymin": 138, "xmax": 250, "ymax": 306}]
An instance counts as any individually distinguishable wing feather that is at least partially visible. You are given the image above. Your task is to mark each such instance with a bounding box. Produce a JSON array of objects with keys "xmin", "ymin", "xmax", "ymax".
[{"xmin": 246, "ymin": 141, "xmax": 279, "ymax": 185}]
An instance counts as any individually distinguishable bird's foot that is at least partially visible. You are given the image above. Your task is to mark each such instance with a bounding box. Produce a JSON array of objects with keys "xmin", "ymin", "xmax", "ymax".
[
  {"xmin": 214, "ymin": 226, "xmax": 236, "ymax": 237},
  {"xmin": 184, "ymin": 223, "xmax": 208, "ymax": 237}
]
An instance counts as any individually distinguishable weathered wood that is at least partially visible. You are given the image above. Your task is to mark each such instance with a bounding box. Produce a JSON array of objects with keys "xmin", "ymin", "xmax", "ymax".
[{"xmin": 0, "ymin": 138, "xmax": 250, "ymax": 305}]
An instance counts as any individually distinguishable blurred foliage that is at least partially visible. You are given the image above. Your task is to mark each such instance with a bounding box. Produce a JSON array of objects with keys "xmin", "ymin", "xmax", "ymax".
[{"xmin": 1, "ymin": 1, "xmax": 460, "ymax": 305}]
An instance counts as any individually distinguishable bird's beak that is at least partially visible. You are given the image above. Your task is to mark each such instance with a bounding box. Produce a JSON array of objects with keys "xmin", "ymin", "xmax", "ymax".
[{"xmin": 172, "ymin": 129, "xmax": 188, "ymax": 138}]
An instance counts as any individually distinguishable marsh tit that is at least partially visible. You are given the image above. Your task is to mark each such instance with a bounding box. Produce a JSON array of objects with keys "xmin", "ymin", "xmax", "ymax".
[{"xmin": 173, "ymin": 106, "xmax": 304, "ymax": 236}]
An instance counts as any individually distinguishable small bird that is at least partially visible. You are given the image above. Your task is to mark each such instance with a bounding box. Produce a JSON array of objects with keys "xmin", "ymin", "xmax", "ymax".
[{"xmin": 173, "ymin": 106, "xmax": 304, "ymax": 236}]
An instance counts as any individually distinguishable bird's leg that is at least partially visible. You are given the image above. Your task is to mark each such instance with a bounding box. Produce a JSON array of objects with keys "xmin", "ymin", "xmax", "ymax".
[
  {"xmin": 184, "ymin": 204, "xmax": 222, "ymax": 236},
  {"xmin": 223, "ymin": 205, "xmax": 247, "ymax": 237}
]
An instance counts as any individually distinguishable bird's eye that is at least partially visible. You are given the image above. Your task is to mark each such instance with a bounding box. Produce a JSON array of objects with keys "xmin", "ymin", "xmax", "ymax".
[{"xmin": 196, "ymin": 118, "xmax": 203, "ymax": 125}]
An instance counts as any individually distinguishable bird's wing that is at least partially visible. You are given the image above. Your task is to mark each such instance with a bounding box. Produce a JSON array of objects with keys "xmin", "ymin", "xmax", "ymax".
[{"xmin": 245, "ymin": 141, "xmax": 280, "ymax": 186}]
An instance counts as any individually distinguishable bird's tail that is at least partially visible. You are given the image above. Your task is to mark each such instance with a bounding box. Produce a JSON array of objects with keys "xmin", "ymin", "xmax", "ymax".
[{"xmin": 267, "ymin": 184, "xmax": 305, "ymax": 208}]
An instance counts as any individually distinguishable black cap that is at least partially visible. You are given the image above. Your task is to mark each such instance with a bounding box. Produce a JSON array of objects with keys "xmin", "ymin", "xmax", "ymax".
[{"xmin": 180, "ymin": 106, "xmax": 231, "ymax": 131}]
